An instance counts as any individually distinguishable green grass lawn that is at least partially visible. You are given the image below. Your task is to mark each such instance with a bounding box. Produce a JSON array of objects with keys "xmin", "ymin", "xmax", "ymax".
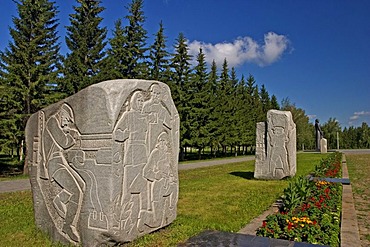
[
  {"xmin": 0, "ymin": 153, "xmax": 327, "ymax": 247},
  {"xmin": 346, "ymin": 154, "xmax": 370, "ymax": 246}
]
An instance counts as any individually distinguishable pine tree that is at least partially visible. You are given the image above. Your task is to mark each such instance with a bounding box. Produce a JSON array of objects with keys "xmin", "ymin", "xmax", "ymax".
[
  {"xmin": 243, "ymin": 74, "xmax": 262, "ymax": 150},
  {"xmin": 0, "ymin": 0, "xmax": 61, "ymax": 158},
  {"xmin": 234, "ymin": 74, "xmax": 247, "ymax": 152},
  {"xmin": 207, "ymin": 60, "xmax": 219, "ymax": 155},
  {"xmin": 260, "ymin": 84, "xmax": 271, "ymax": 114},
  {"xmin": 270, "ymin": 95, "xmax": 280, "ymax": 109},
  {"xmin": 169, "ymin": 32, "xmax": 192, "ymax": 159},
  {"xmin": 63, "ymin": 0, "xmax": 107, "ymax": 94},
  {"xmin": 214, "ymin": 58, "xmax": 233, "ymax": 154},
  {"xmin": 103, "ymin": 18, "xmax": 128, "ymax": 80},
  {"xmin": 121, "ymin": 0, "xmax": 148, "ymax": 79},
  {"xmin": 187, "ymin": 48, "xmax": 210, "ymax": 158},
  {"xmin": 149, "ymin": 21, "xmax": 169, "ymax": 82}
]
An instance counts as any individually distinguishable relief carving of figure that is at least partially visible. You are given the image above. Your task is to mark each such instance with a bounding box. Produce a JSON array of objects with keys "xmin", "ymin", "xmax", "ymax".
[
  {"xmin": 113, "ymin": 90, "xmax": 149, "ymax": 233},
  {"xmin": 142, "ymin": 84, "xmax": 171, "ymax": 155},
  {"xmin": 268, "ymin": 114, "xmax": 289, "ymax": 178},
  {"xmin": 141, "ymin": 132, "xmax": 177, "ymax": 229},
  {"xmin": 41, "ymin": 103, "xmax": 85, "ymax": 242}
]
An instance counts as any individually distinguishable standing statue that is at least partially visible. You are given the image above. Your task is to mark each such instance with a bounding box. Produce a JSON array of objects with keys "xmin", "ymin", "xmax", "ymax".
[{"xmin": 315, "ymin": 119, "xmax": 323, "ymax": 151}]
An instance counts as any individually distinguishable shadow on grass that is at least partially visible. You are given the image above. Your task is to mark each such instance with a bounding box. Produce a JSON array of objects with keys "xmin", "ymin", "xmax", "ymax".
[{"xmin": 229, "ymin": 171, "xmax": 255, "ymax": 180}]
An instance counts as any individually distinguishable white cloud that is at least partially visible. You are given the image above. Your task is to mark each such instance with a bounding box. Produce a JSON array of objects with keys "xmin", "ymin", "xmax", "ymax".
[
  {"xmin": 307, "ymin": 114, "xmax": 317, "ymax": 120},
  {"xmin": 187, "ymin": 32, "xmax": 290, "ymax": 68},
  {"xmin": 348, "ymin": 111, "xmax": 370, "ymax": 125}
]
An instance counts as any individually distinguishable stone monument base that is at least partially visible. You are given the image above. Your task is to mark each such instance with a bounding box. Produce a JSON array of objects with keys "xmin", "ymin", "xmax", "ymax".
[{"xmin": 320, "ymin": 138, "xmax": 327, "ymax": 153}]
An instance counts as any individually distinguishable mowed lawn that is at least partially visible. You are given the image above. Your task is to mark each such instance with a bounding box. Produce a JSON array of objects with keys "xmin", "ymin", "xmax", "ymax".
[
  {"xmin": 0, "ymin": 153, "xmax": 327, "ymax": 247},
  {"xmin": 346, "ymin": 154, "xmax": 370, "ymax": 247}
]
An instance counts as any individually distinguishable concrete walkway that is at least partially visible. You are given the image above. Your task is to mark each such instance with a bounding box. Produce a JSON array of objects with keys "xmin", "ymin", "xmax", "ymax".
[
  {"xmin": 0, "ymin": 178, "xmax": 31, "ymax": 193},
  {"xmin": 179, "ymin": 156, "xmax": 254, "ymax": 170},
  {"xmin": 0, "ymin": 156, "xmax": 254, "ymax": 193}
]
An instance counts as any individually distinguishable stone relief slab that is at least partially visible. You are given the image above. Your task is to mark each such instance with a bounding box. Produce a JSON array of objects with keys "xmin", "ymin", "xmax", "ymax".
[
  {"xmin": 254, "ymin": 110, "xmax": 296, "ymax": 179},
  {"xmin": 25, "ymin": 79, "xmax": 180, "ymax": 246}
]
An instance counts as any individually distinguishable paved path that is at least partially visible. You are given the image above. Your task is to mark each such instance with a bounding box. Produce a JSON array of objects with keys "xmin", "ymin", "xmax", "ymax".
[
  {"xmin": 0, "ymin": 178, "xmax": 31, "ymax": 193},
  {"xmin": 178, "ymin": 156, "xmax": 254, "ymax": 170},
  {"xmin": 0, "ymin": 156, "xmax": 255, "ymax": 193},
  {"xmin": 339, "ymin": 149, "xmax": 370, "ymax": 155}
]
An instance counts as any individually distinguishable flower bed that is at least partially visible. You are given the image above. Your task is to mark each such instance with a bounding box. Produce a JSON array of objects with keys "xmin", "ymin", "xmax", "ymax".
[{"xmin": 256, "ymin": 152, "xmax": 342, "ymax": 246}]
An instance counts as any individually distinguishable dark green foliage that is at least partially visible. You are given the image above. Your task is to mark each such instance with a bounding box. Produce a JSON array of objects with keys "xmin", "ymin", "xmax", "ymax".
[
  {"xmin": 186, "ymin": 48, "xmax": 211, "ymax": 158},
  {"xmin": 281, "ymin": 98, "xmax": 315, "ymax": 150},
  {"xmin": 321, "ymin": 118, "xmax": 341, "ymax": 149},
  {"xmin": 101, "ymin": 19, "xmax": 127, "ymax": 80},
  {"xmin": 104, "ymin": 0, "xmax": 148, "ymax": 80},
  {"xmin": 0, "ymin": 0, "xmax": 62, "ymax": 156},
  {"xmin": 260, "ymin": 84, "xmax": 272, "ymax": 114},
  {"xmin": 341, "ymin": 123, "xmax": 370, "ymax": 149},
  {"xmin": 63, "ymin": 0, "xmax": 107, "ymax": 94},
  {"xmin": 122, "ymin": 0, "xmax": 148, "ymax": 79},
  {"xmin": 148, "ymin": 21, "xmax": 169, "ymax": 82},
  {"xmin": 270, "ymin": 95, "xmax": 280, "ymax": 110},
  {"xmin": 169, "ymin": 32, "xmax": 192, "ymax": 159}
]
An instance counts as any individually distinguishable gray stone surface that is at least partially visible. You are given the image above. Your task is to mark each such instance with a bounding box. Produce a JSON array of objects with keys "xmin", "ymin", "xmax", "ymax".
[
  {"xmin": 254, "ymin": 110, "xmax": 296, "ymax": 179},
  {"xmin": 25, "ymin": 79, "xmax": 180, "ymax": 246},
  {"xmin": 179, "ymin": 230, "xmax": 329, "ymax": 247},
  {"xmin": 320, "ymin": 138, "xmax": 327, "ymax": 153}
]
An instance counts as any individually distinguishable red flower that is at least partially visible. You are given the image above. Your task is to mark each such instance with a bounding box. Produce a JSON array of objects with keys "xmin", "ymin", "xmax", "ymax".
[
  {"xmin": 288, "ymin": 222, "xmax": 294, "ymax": 230},
  {"xmin": 262, "ymin": 221, "xmax": 267, "ymax": 227}
]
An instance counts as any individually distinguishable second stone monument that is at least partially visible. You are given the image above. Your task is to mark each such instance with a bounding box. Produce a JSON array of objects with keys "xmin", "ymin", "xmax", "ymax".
[{"xmin": 254, "ymin": 109, "xmax": 296, "ymax": 179}]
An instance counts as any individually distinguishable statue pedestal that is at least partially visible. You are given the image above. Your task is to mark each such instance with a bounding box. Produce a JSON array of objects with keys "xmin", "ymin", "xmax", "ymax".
[{"xmin": 320, "ymin": 138, "xmax": 327, "ymax": 153}]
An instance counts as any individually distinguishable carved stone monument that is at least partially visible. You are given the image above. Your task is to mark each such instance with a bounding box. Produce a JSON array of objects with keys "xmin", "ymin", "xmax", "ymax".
[
  {"xmin": 25, "ymin": 79, "xmax": 180, "ymax": 246},
  {"xmin": 254, "ymin": 110, "xmax": 296, "ymax": 179}
]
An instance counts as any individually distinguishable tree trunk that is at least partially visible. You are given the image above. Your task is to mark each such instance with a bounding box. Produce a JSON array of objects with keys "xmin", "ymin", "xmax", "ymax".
[{"xmin": 198, "ymin": 147, "xmax": 202, "ymax": 160}]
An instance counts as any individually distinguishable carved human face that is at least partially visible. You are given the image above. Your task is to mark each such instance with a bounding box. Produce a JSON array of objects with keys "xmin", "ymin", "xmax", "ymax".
[
  {"xmin": 60, "ymin": 111, "xmax": 72, "ymax": 128},
  {"xmin": 157, "ymin": 133, "xmax": 169, "ymax": 152},
  {"xmin": 150, "ymin": 85, "xmax": 161, "ymax": 104},
  {"xmin": 273, "ymin": 126, "xmax": 284, "ymax": 135},
  {"xmin": 131, "ymin": 91, "xmax": 144, "ymax": 111}
]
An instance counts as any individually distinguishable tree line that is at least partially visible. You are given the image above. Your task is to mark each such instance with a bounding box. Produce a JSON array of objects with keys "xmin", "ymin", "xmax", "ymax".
[{"xmin": 0, "ymin": 0, "xmax": 369, "ymax": 162}]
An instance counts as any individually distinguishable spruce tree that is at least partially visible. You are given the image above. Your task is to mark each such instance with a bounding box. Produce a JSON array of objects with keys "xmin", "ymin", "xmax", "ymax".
[
  {"xmin": 207, "ymin": 60, "xmax": 219, "ymax": 156},
  {"xmin": 103, "ymin": 18, "xmax": 128, "ymax": 80},
  {"xmin": 149, "ymin": 21, "xmax": 169, "ymax": 82},
  {"xmin": 187, "ymin": 48, "xmax": 210, "ymax": 158},
  {"xmin": 244, "ymin": 74, "xmax": 262, "ymax": 150},
  {"xmin": 270, "ymin": 95, "xmax": 280, "ymax": 109},
  {"xmin": 63, "ymin": 0, "xmax": 107, "ymax": 94},
  {"xmin": 122, "ymin": 0, "xmax": 148, "ymax": 79},
  {"xmin": 214, "ymin": 58, "xmax": 232, "ymax": 154},
  {"xmin": 0, "ymin": 0, "xmax": 61, "ymax": 158},
  {"xmin": 169, "ymin": 32, "xmax": 192, "ymax": 159},
  {"xmin": 260, "ymin": 84, "xmax": 271, "ymax": 114},
  {"xmin": 229, "ymin": 67, "xmax": 240, "ymax": 153}
]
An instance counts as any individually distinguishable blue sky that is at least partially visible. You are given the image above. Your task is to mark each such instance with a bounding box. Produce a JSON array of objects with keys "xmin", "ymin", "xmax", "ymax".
[{"xmin": 1, "ymin": 0, "xmax": 370, "ymax": 129}]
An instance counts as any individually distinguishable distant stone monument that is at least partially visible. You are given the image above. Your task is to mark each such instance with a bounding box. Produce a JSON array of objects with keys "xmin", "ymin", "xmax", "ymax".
[
  {"xmin": 25, "ymin": 79, "xmax": 180, "ymax": 246},
  {"xmin": 254, "ymin": 110, "xmax": 296, "ymax": 179}
]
